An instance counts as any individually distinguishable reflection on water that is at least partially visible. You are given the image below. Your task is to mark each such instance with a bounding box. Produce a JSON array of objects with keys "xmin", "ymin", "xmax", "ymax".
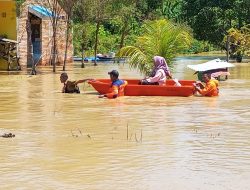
[{"xmin": 0, "ymin": 57, "xmax": 250, "ymax": 190}]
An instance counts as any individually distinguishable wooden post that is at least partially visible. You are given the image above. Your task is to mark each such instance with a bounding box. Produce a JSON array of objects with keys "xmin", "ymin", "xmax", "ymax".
[{"xmin": 7, "ymin": 43, "xmax": 11, "ymax": 71}]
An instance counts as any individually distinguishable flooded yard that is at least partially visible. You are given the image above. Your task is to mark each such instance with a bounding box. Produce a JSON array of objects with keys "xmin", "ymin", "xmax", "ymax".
[{"xmin": 0, "ymin": 56, "xmax": 250, "ymax": 190}]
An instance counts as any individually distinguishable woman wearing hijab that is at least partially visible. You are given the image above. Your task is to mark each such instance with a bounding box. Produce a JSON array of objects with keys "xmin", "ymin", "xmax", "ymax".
[{"xmin": 140, "ymin": 56, "xmax": 172, "ymax": 85}]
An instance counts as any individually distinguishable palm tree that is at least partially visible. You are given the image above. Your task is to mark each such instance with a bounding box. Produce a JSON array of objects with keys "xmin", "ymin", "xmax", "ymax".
[{"xmin": 118, "ymin": 19, "xmax": 193, "ymax": 75}]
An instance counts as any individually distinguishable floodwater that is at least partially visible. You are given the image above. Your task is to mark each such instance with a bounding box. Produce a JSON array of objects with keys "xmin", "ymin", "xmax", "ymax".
[{"xmin": 0, "ymin": 56, "xmax": 250, "ymax": 190}]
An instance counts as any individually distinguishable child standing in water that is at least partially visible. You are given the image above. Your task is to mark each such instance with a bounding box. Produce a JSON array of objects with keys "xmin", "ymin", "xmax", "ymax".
[{"xmin": 60, "ymin": 73, "xmax": 90, "ymax": 93}]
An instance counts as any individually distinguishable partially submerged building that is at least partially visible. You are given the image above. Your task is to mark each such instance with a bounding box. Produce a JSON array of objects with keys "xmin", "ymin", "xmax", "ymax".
[
  {"xmin": 0, "ymin": 0, "xmax": 18, "ymax": 70},
  {"xmin": 18, "ymin": 0, "xmax": 73, "ymax": 68},
  {"xmin": 187, "ymin": 59, "xmax": 235, "ymax": 81}
]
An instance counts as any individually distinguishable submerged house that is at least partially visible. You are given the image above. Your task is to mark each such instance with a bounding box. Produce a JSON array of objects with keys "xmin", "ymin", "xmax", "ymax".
[
  {"xmin": 18, "ymin": 0, "xmax": 73, "ymax": 68},
  {"xmin": 0, "ymin": 0, "xmax": 18, "ymax": 70},
  {"xmin": 187, "ymin": 59, "xmax": 235, "ymax": 81},
  {"xmin": 0, "ymin": 0, "xmax": 16, "ymax": 41}
]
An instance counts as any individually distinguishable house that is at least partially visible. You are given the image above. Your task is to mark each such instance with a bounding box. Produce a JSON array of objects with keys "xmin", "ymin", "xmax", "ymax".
[
  {"xmin": 187, "ymin": 59, "xmax": 235, "ymax": 81},
  {"xmin": 18, "ymin": 0, "xmax": 73, "ymax": 68},
  {"xmin": 0, "ymin": 0, "xmax": 17, "ymax": 70}
]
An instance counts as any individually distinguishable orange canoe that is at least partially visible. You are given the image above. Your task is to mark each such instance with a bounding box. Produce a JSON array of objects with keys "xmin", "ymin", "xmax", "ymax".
[{"xmin": 88, "ymin": 79, "xmax": 196, "ymax": 97}]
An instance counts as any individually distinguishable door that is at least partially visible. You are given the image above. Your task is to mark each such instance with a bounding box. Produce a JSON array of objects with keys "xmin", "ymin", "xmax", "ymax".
[{"xmin": 31, "ymin": 23, "xmax": 41, "ymax": 65}]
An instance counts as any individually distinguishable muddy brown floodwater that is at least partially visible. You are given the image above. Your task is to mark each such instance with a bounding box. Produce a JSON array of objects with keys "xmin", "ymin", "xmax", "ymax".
[{"xmin": 0, "ymin": 56, "xmax": 250, "ymax": 190}]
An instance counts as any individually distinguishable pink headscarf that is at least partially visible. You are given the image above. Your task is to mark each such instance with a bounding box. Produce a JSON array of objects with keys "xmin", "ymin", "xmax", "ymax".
[{"xmin": 150, "ymin": 56, "xmax": 171, "ymax": 77}]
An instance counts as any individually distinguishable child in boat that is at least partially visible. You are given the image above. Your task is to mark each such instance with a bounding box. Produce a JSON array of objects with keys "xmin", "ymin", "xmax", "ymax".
[
  {"xmin": 60, "ymin": 73, "xmax": 90, "ymax": 93},
  {"xmin": 99, "ymin": 70, "xmax": 127, "ymax": 99},
  {"xmin": 140, "ymin": 56, "xmax": 172, "ymax": 85},
  {"xmin": 194, "ymin": 73, "xmax": 219, "ymax": 97}
]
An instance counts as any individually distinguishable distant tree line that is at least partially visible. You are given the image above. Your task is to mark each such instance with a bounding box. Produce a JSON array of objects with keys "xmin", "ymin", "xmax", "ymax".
[
  {"xmin": 71, "ymin": 0, "xmax": 249, "ymax": 56},
  {"xmin": 15, "ymin": 0, "xmax": 250, "ymax": 70}
]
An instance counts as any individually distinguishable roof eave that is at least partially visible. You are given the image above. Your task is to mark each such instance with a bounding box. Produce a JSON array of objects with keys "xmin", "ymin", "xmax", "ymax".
[{"xmin": 28, "ymin": 6, "xmax": 50, "ymax": 20}]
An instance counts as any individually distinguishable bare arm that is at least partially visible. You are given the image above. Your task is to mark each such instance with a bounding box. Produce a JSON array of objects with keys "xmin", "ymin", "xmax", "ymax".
[
  {"xmin": 75, "ymin": 79, "xmax": 94, "ymax": 85},
  {"xmin": 195, "ymin": 81, "xmax": 205, "ymax": 89},
  {"xmin": 167, "ymin": 71, "xmax": 172, "ymax": 79},
  {"xmin": 62, "ymin": 83, "xmax": 66, "ymax": 93},
  {"xmin": 146, "ymin": 70, "xmax": 163, "ymax": 83}
]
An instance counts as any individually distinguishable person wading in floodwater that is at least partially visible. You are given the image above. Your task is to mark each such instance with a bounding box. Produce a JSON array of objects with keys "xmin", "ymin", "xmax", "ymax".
[
  {"xmin": 194, "ymin": 73, "xmax": 219, "ymax": 97},
  {"xmin": 60, "ymin": 73, "xmax": 91, "ymax": 93},
  {"xmin": 98, "ymin": 70, "xmax": 127, "ymax": 99}
]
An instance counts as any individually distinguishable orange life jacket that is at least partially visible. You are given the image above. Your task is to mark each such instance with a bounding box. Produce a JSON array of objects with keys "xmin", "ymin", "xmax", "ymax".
[{"xmin": 105, "ymin": 79, "xmax": 128, "ymax": 99}]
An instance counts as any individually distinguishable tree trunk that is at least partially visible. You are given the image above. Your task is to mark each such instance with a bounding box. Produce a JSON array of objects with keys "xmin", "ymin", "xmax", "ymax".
[
  {"xmin": 236, "ymin": 53, "xmax": 242, "ymax": 62},
  {"xmin": 226, "ymin": 35, "xmax": 230, "ymax": 62},
  {"xmin": 51, "ymin": 1, "xmax": 58, "ymax": 73},
  {"xmin": 63, "ymin": 17, "xmax": 71, "ymax": 71},
  {"xmin": 81, "ymin": 44, "xmax": 85, "ymax": 68},
  {"xmin": 51, "ymin": 17, "xmax": 57, "ymax": 73},
  {"xmin": 94, "ymin": 21, "xmax": 100, "ymax": 66},
  {"xmin": 52, "ymin": 29, "xmax": 57, "ymax": 72},
  {"xmin": 119, "ymin": 21, "xmax": 129, "ymax": 49}
]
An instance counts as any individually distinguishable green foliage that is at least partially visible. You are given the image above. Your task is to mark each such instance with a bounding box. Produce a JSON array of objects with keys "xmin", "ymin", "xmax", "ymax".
[
  {"xmin": 185, "ymin": 40, "xmax": 217, "ymax": 54},
  {"xmin": 135, "ymin": 0, "xmax": 159, "ymax": 19},
  {"xmin": 0, "ymin": 34, "xmax": 8, "ymax": 38},
  {"xmin": 97, "ymin": 25, "xmax": 119, "ymax": 53},
  {"xmin": 156, "ymin": 0, "xmax": 182, "ymax": 22},
  {"xmin": 70, "ymin": 0, "xmax": 249, "ymax": 59},
  {"xmin": 15, "ymin": 0, "xmax": 249, "ymax": 58},
  {"xmin": 224, "ymin": 25, "xmax": 250, "ymax": 62},
  {"xmin": 73, "ymin": 23, "xmax": 121, "ymax": 56},
  {"xmin": 15, "ymin": 0, "xmax": 25, "ymax": 16},
  {"xmin": 103, "ymin": 19, "xmax": 139, "ymax": 46},
  {"xmin": 72, "ymin": 0, "xmax": 141, "ymax": 56},
  {"xmin": 181, "ymin": 0, "xmax": 250, "ymax": 47},
  {"xmin": 193, "ymin": 7, "xmax": 224, "ymax": 45},
  {"xmin": 73, "ymin": 23, "xmax": 96, "ymax": 56},
  {"xmin": 118, "ymin": 19, "xmax": 193, "ymax": 75}
]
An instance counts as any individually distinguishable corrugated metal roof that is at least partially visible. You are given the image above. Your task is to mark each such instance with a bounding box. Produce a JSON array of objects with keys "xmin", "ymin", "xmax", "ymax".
[
  {"xmin": 29, "ymin": 5, "xmax": 53, "ymax": 18},
  {"xmin": 187, "ymin": 58, "xmax": 235, "ymax": 72}
]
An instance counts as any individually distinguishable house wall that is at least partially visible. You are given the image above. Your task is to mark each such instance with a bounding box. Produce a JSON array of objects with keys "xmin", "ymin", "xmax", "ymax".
[
  {"xmin": 18, "ymin": 0, "xmax": 73, "ymax": 68},
  {"xmin": 0, "ymin": 0, "xmax": 17, "ymax": 40},
  {"xmin": 0, "ymin": 0, "xmax": 17, "ymax": 70},
  {"xmin": 17, "ymin": 1, "xmax": 29, "ymax": 68}
]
